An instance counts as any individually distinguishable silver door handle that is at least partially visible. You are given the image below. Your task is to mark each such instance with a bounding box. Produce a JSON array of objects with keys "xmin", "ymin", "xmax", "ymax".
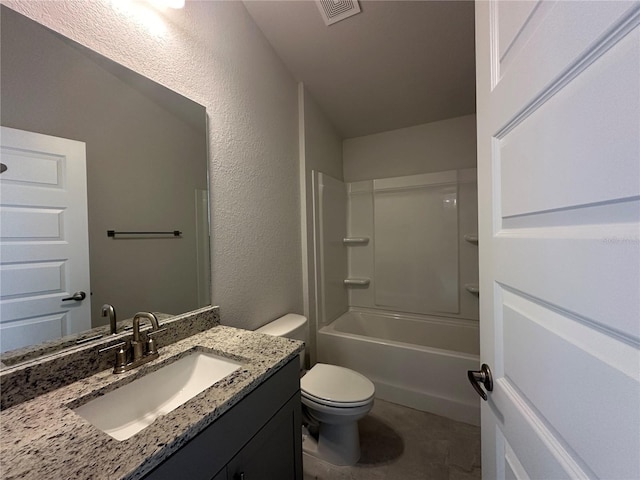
[
  {"xmin": 467, "ymin": 363, "xmax": 493, "ymax": 401},
  {"xmin": 62, "ymin": 291, "xmax": 86, "ymax": 302}
]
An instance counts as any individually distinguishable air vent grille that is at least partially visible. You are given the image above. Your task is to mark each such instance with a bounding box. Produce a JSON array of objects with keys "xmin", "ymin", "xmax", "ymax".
[{"xmin": 316, "ymin": 0, "xmax": 361, "ymax": 26}]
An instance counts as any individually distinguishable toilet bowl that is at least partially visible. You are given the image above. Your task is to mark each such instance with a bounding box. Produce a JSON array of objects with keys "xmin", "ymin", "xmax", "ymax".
[
  {"xmin": 255, "ymin": 314, "xmax": 375, "ymax": 466},
  {"xmin": 301, "ymin": 363, "xmax": 374, "ymax": 465}
]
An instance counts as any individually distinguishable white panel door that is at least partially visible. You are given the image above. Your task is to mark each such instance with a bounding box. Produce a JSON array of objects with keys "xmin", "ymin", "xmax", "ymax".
[
  {"xmin": 475, "ymin": 1, "xmax": 640, "ymax": 479},
  {"xmin": 0, "ymin": 127, "xmax": 91, "ymax": 353}
]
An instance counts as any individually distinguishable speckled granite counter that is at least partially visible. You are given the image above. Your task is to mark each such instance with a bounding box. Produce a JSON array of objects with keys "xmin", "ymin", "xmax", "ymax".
[
  {"xmin": 0, "ymin": 313, "xmax": 174, "ymax": 368},
  {"xmin": 1, "ymin": 307, "xmax": 220, "ymax": 409},
  {"xmin": 0, "ymin": 325, "xmax": 303, "ymax": 480}
]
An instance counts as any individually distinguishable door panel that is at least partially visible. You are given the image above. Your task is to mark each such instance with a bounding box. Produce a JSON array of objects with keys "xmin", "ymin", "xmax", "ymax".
[
  {"xmin": 495, "ymin": 233, "xmax": 639, "ymax": 339},
  {"xmin": 476, "ymin": 2, "xmax": 640, "ymax": 479},
  {"xmin": 1, "ymin": 206, "xmax": 63, "ymax": 238},
  {"xmin": 499, "ymin": 26, "xmax": 640, "ymax": 216},
  {"xmin": 502, "ymin": 291, "xmax": 639, "ymax": 478},
  {"xmin": 0, "ymin": 313, "xmax": 68, "ymax": 353},
  {"xmin": 493, "ymin": 382, "xmax": 585, "ymax": 479},
  {"xmin": 1, "ymin": 261, "xmax": 65, "ymax": 297},
  {"xmin": 0, "ymin": 148, "xmax": 61, "ymax": 185},
  {"xmin": 492, "ymin": 1, "xmax": 635, "ymax": 109}
]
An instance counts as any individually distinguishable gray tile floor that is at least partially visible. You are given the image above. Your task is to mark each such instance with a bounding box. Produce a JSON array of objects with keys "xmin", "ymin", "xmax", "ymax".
[{"xmin": 303, "ymin": 399, "xmax": 482, "ymax": 480}]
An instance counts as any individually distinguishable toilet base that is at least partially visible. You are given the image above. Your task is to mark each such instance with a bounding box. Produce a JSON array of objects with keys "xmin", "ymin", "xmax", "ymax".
[
  {"xmin": 301, "ymin": 422, "xmax": 361, "ymax": 466},
  {"xmin": 301, "ymin": 425, "xmax": 319, "ymax": 455}
]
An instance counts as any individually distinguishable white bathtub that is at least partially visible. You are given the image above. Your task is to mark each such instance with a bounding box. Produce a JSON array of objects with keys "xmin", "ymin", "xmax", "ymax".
[{"xmin": 317, "ymin": 309, "xmax": 480, "ymax": 425}]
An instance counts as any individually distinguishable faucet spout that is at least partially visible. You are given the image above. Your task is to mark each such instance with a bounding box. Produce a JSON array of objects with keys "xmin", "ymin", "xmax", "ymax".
[
  {"xmin": 132, "ymin": 312, "xmax": 160, "ymax": 342},
  {"xmin": 101, "ymin": 304, "xmax": 117, "ymax": 335},
  {"xmin": 130, "ymin": 312, "xmax": 160, "ymax": 362}
]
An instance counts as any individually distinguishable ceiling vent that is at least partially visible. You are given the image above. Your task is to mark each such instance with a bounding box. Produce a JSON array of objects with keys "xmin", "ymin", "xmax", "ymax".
[{"xmin": 315, "ymin": 0, "xmax": 361, "ymax": 26}]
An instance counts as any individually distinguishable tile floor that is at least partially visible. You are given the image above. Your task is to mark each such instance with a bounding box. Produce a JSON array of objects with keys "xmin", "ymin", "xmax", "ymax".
[{"xmin": 302, "ymin": 399, "xmax": 482, "ymax": 480}]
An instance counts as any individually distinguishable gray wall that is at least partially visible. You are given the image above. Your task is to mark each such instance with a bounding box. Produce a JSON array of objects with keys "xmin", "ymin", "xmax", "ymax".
[
  {"xmin": 1, "ymin": 6, "xmax": 208, "ymax": 326},
  {"xmin": 343, "ymin": 114, "xmax": 477, "ymax": 182},
  {"xmin": 4, "ymin": 1, "xmax": 303, "ymax": 330}
]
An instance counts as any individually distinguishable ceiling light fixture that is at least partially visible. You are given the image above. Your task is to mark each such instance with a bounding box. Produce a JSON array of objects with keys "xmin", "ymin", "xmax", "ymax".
[
  {"xmin": 110, "ymin": 0, "xmax": 167, "ymax": 36},
  {"xmin": 149, "ymin": 0, "xmax": 185, "ymax": 9}
]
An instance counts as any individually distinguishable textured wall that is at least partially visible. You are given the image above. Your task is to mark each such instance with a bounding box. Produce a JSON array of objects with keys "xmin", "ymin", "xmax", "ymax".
[
  {"xmin": 343, "ymin": 114, "xmax": 477, "ymax": 182},
  {"xmin": 302, "ymin": 89, "xmax": 344, "ymax": 183},
  {"xmin": 4, "ymin": 0, "xmax": 302, "ymax": 329}
]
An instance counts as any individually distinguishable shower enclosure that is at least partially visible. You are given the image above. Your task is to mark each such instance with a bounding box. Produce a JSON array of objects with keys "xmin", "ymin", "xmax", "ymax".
[{"xmin": 312, "ymin": 168, "xmax": 480, "ymax": 424}]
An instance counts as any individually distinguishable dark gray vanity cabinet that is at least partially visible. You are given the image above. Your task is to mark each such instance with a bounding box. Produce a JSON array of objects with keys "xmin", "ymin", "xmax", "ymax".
[
  {"xmin": 224, "ymin": 394, "xmax": 300, "ymax": 480},
  {"xmin": 143, "ymin": 358, "xmax": 302, "ymax": 480}
]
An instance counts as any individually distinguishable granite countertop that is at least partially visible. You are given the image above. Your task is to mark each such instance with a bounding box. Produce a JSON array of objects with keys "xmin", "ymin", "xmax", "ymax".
[{"xmin": 0, "ymin": 325, "xmax": 303, "ymax": 480}]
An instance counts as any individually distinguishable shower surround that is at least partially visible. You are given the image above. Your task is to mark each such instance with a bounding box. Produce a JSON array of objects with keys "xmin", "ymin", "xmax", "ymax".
[{"xmin": 312, "ymin": 169, "xmax": 480, "ymax": 424}]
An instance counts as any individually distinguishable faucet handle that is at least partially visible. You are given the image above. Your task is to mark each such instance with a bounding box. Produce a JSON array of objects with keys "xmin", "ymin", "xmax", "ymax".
[
  {"xmin": 146, "ymin": 328, "xmax": 167, "ymax": 355},
  {"xmin": 99, "ymin": 341, "xmax": 128, "ymax": 373}
]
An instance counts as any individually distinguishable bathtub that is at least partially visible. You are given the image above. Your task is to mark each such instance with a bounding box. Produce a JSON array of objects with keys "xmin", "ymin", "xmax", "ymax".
[{"xmin": 316, "ymin": 309, "xmax": 480, "ymax": 425}]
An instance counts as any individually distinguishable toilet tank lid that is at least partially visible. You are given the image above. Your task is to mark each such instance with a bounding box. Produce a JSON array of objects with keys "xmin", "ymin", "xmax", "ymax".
[{"xmin": 255, "ymin": 313, "xmax": 307, "ymax": 337}]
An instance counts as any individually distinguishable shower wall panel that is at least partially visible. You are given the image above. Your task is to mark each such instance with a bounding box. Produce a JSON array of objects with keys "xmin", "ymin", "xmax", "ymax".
[
  {"xmin": 347, "ymin": 169, "xmax": 479, "ymax": 321},
  {"xmin": 373, "ymin": 171, "xmax": 459, "ymax": 314},
  {"xmin": 313, "ymin": 172, "xmax": 348, "ymax": 325},
  {"xmin": 346, "ymin": 180, "xmax": 375, "ymax": 308}
]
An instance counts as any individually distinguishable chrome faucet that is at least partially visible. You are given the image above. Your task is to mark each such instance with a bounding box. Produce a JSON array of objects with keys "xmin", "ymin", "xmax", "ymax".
[
  {"xmin": 101, "ymin": 304, "xmax": 117, "ymax": 334},
  {"xmin": 100, "ymin": 311, "xmax": 165, "ymax": 374}
]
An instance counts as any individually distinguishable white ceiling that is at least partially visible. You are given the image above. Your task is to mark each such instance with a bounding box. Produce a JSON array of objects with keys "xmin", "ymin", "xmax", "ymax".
[{"xmin": 243, "ymin": 0, "xmax": 476, "ymax": 139}]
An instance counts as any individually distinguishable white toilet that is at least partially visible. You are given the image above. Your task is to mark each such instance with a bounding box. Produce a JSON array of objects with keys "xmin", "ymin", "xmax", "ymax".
[{"xmin": 256, "ymin": 313, "xmax": 375, "ymax": 466}]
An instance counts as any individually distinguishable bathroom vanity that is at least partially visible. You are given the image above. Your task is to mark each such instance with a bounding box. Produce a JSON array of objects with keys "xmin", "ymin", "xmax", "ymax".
[
  {"xmin": 144, "ymin": 358, "xmax": 301, "ymax": 480},
  {"xmin": 0, "ymin": 307, "xmax": 304, "ymax": 480}
]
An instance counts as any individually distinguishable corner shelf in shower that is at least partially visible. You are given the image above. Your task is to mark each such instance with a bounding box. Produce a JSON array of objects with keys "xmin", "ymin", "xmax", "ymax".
[
  {"xmin": 464, "ymin": 283, "xmax": 480, "ymax": 295},
  {"xmin": 464, "ymin": 234, "xmax": 478, "ymax": 245},
  {"xmin": 344, "ymin": 278, "xmax": 370, "ymax": 287},
  {"xmin": 343, "ymin": 237, "xmax": 370, "ymax": 246}
]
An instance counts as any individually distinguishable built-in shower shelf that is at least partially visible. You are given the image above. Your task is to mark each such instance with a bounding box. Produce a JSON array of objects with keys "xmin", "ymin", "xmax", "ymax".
[
  {"xmin": 343, "ymin": 237, "xmax": 370, "ymax": 246},
  {"xmin": 344, "ymin": 278, "xmax": 370, "ymax": 287},
  {"xmin": 465, "ymin": 284, "xmax": 480, "ymax": 295},
  {"xmin": 464, "ymin": 234, "xmax": 478, "ymax": 245}
]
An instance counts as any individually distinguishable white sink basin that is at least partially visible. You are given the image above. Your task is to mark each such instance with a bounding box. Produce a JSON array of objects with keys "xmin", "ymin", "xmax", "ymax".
[{"xmin": 73, "ymin": 351, "xmax": 242, "ymax": 441}]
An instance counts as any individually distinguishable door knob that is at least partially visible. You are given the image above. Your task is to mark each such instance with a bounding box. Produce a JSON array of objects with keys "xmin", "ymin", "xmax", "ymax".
[
  {"xmin": 62, "ymin": 291, "xmax": 86, "ymax": 302},
  {"xmin": 467, "ymin": 363, "xmax": 493, "ymax": 401}
]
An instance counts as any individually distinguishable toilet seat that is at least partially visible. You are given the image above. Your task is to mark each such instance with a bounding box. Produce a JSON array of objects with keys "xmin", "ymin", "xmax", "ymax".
[
  {"xmin": 301, "ymin": 364, "xmax": 375, "ymax": 408},
  {"xmin": 301, "ymin": 390, "xmax": 373, "ymax": 409}
]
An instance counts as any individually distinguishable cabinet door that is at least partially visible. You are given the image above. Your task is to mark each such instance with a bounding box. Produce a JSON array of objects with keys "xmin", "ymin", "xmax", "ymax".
[{"xmin": 227, "ymin": 395, "xmax": 302, "ymax": 480}]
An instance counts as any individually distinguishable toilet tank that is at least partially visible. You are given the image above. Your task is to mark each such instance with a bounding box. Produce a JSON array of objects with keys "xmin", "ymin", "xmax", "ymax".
[
  {"xmin": 255, "ymin": 314, "xmax": 307, "ymax": 369},
  {"xmin": 255, "ymin": 313, "xmax": 308, "ymax": 342}
]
